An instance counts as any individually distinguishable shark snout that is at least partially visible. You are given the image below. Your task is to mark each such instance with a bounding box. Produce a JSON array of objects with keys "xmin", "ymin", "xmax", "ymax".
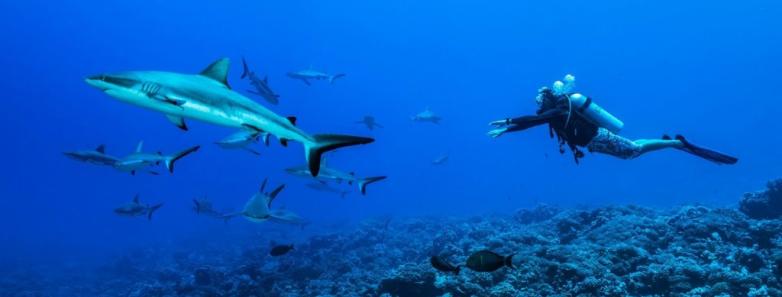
[{"xmin": 85, "ymin": 75, "xmax": 109, "ymax": 90}]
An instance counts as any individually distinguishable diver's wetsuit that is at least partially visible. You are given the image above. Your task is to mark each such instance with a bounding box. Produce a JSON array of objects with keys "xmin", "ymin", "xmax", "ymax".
[{"xmin": 504, "ymin": 91, "xmax": 599, "ymax": 162}]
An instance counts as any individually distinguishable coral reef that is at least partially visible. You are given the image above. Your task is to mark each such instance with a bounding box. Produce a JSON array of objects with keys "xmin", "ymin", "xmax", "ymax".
[
  {"xmin": 740, "ymin": 178, "xmax": 782, "ymax": 219},
  {"xmin": 4, "ymin": 201, "xmax": 782, "ymax": 296}
]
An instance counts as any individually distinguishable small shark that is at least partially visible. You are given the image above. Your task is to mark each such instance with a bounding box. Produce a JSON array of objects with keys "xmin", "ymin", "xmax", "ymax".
[
  {"xmin": 193, "ymin": 197, "xmax": 232, "ymax": 222},
  {"xmin": 356, "ymin": 116, "xmax": 383, "ymax": 130},
  {"xmin": 412, "ymin": 108, "xmax": 442, "ymax": 124},
  {"xmin": 215, "ymin": 130, "xmax": 270, "ymax": 156},
  {"xmin": 224, "ymin": 179, "xmax": 288, "ymax": 223},
  {"xmin": 268, "ymin": 208, "xmax": 309, "ymax": 228},
  {"xmin": 286, "ymin": 162, "xmax": 386, "ymax": 195},
  {"xmin": 63, "ymin": 144, "xmax": 118, "ymax": 166},
  {"xmin": 241, "ymin": 57, "xmax": 280, "ymax": 105},
  {"xmin": 287, "ymin": 67, "xmax": 345, "ymax": 86},
  {"xmin": 86, "ymin": 58, "xmax": 372, "ymax": 177},
  {"xmin": 306, "ymin": 182, "xmax": 349, "ymax": 199},
  {"xmin": 114, "ymin": 194, "xmax": 163, "ymax": 220},
  {"xmin": 432, "ymin": 154, "xmax": 449, "ymax": 165},
  {"xmin": 113, "ymin": 141, "xmax": 200, "ymax": 175}
]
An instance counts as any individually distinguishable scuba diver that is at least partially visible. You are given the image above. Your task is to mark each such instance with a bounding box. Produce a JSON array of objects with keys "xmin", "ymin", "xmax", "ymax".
[{"xmin": 488, "ymin": 75, "xmax": 738, "ymax": 165}]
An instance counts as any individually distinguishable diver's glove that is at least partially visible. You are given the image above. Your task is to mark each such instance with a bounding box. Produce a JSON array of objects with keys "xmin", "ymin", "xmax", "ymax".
[{"xmin": 488, "ymin": 127, "xmax": 508, "ymax": 138}]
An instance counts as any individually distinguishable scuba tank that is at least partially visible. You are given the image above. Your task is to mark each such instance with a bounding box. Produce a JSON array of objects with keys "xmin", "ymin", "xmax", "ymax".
[{"xmin": 552, "ymin": 74, "xmax": 624, "ymax": 134}]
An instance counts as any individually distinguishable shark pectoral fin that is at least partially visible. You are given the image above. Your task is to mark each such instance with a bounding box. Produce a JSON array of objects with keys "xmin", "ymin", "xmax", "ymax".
[
  {"xmin": 241, "ymin": 123, "xmax": 263, "ymax": 133},
  {"xmin": 301, "ymin": 79, "xmax": 311, "ymax": 86},
  {"xmin": 243, "ymin": 148, "xmax": 261, "ymax": 156},
  {"xmin": 165, "ymin": 115, "xmax": 188, "ymax": 131},
  {"xmin": 261, "ymin": 133, "xmax": 271, "ymax": 147},
  {"xmin": 152, "ymin": 94, "xmax": 185, "ymax": 107},
  {"xmin": 200, "ymin": 58, "xmax": 231, "ymax": 89}
]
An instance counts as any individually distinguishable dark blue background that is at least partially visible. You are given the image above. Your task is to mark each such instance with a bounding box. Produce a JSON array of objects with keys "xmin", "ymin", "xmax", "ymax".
[{"xmin": 1, "ymin": 0, "xmax": 779, "ymax": 270}]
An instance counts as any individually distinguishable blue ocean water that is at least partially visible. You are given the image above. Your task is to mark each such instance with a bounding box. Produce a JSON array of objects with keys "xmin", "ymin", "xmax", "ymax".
[{"xmin": 1, "ymin": 0, "xmax": 781, "ymax": 295}]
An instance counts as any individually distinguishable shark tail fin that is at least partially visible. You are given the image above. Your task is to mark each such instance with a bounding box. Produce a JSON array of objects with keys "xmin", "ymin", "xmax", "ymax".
[
  {"xmin": 165, "ymin": 145, "xmax": 201, "ymax": 173},
  {"xmin": 358, "ymin": 176, "xmax": 387, "ymax": 195},
  {"xmin": 261, "ymin": 133, "xmax": 271, "ymax": 147},
  {"xmin": 147, "ymin": 203, "xmax": 163, "ymax": 220},
  {"xmin": 241, "ymin": 57, "xmax": 250, "ymax": 79},
  {"xmin": 329, "ymin": 74, "xmax": 346, "ymax": 84},
  {"xmin": 305, "ymin": 134, "xmax": 374, "ymax": 177}
]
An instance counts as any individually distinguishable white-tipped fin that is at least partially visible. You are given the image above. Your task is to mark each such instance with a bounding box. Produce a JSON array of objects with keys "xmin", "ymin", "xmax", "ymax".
[{"xmin": 135, "ymin": 141, "xmax": 144, "ymax": 153}]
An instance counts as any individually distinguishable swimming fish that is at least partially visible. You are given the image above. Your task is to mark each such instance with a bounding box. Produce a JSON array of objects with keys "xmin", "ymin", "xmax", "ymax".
[
  {"xmin": 411, "ymin": 108, "xmax": 442, "ymax": 124},
  {"xmin": 63, "ymin": 144, "xmax": 119, "ymax": 167},
  {"xmin": 114, "ymin": 194, "xmax": 163, "ymax": 220},
  {"xmin": 430, "ymin": 255, "xmax": 461, "ymax": 274},
  {"xmin": 432, "ymin": 154, "xmax": 449, "ymax": 165},
  {"xmin": 287, "ymin": 67, "xmax": 345, "ymax": 86},
  {"xmin": 112, "ymin": 141, "xmax": 200, "ymax": 175},
  {"xmin": 356, "ymin": 115, "xmax": 383, "ymax": 130},
  {"xmin": 270, "ymin": 244, "xmax": 294, "ymax": 256},
  {"xmin": 85, "ymin": 58, "xmax": 372, "ymax": 177},
  {"xmin": 286, "ymin": 161, "xmax": 386, "ymax": 195},
  {"xmin": 465, "ymin": 250, "xmax": 515, "ymax": 272},
  {"xmin": 240, "ymin": 57, "xmax": 280, "ymax": 105}
]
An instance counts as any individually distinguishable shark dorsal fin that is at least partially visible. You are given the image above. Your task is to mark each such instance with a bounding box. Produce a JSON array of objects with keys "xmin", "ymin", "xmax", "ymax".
[
  {"xmin": 200, "ymin": 58, "xmax": 232, "ymax": 89},
  {"xmin": 135, "ymin": 141, "xmax": 144, "ymax": 153},
  {"xmin": 96, "ymin": 144, "xmax": 106, "ymax": 154},
  {"xmin": 260, "ymin": 178, "xmax": 268, "ymax": 193},
  {"xmin": 268, "ymin": 184, "xmax": 285, "ymax": 208},
  {"xmin": 263, "ymin": 76, "xmax": 268, "ymax": 84},
  {"xmin": 133, "ymin": 194, "xmax": 140, "ymax": 204}
]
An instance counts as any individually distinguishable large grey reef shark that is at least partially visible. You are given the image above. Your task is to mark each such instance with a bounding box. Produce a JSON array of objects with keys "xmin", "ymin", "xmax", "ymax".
[
  {"xmin": 112, "ymin": 141, "xmax": 200, "ymax": 175},
  {"xmin": 114, "ymin": 194, "xmax": 163, "ymax": 220},
  {"xmin": 240, "ymin": 57, "xmax": 280, "ymax": 105},
  {"xmin": 287, "ymin": 67, "xmax": 345, "ymax": 86},
  {"xmin": 223, "ymin": 178, "xmax": 300, "ymax": 224},
  {"xmin": 85, "ymin": 58, "xmax": 372, "ymax": 176},
  {"xmin": 286, "ymin": 161, "xmax": 386, "ymax": 195},
  {"xmin": 64, "ymin": 144, "xmax": 119, "ymax": 167}
]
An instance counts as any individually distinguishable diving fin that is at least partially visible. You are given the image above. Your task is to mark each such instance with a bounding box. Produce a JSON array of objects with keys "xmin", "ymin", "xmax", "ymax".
[{"xmin": 674, "ymin": 135, "xmax": 738, "ymax": 165}]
